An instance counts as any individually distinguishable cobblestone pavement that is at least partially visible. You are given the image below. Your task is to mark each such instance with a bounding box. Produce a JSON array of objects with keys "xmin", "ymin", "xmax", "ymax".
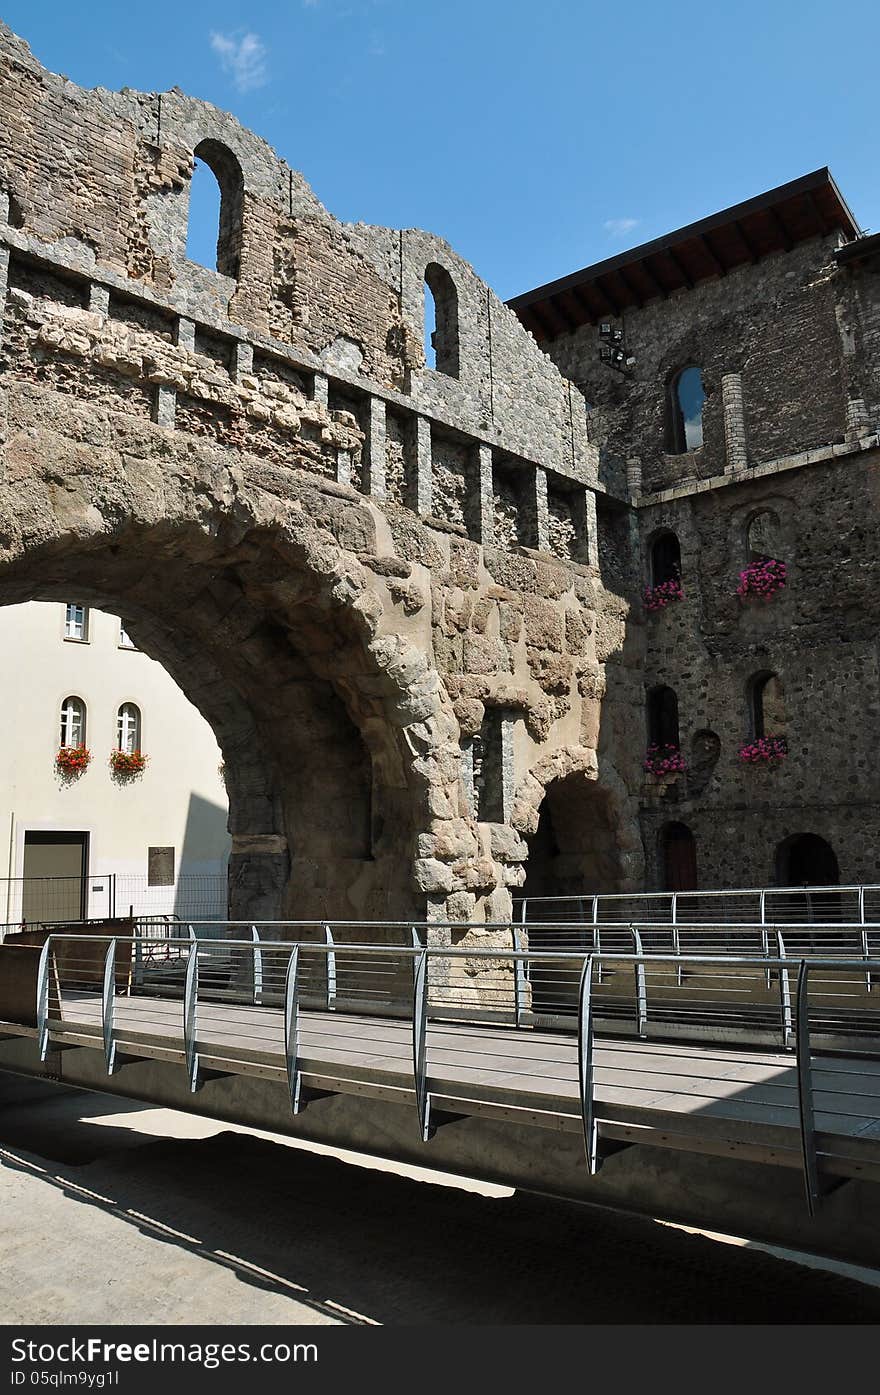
[{"xmin": 2, "ymin": 1077, "xmax": 880, "ymax": 1325}]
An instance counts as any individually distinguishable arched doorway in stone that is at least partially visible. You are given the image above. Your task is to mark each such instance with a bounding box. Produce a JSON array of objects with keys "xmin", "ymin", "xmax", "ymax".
[
  {"xmin": 774, "ymin": 832, "xmax": 841, "ymax": 924},
  {"xmin": 659, "ymin": 821, "xmax": 697, "ymax": 892}
]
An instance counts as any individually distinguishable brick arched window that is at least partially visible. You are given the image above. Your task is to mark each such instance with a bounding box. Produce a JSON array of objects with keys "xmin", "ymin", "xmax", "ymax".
[
  {"xmin": 749, "ymin": 671, "xmax": 786, "ymax": 739},
  {"xmin": 647, "ymin": 684, "xmax": 680, "ymax": 748},
  {"xmin": 669, "ymin": 365, "xmax": 704, "ymax": 453},
  {"xmin": 424, "ymin": 263, "xmax": 460, "ymax": 378},
  {"xmin": 650, "ymin": 530, "xmax": 681, "ymax": 586},
  {"xmin": 187, "ymin": 139, "xmax": 244, "ymax": 279}
]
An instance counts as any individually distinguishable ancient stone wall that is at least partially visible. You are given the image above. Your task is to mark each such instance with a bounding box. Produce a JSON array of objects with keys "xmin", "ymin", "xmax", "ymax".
[{"xmin": 0, "ymin": 21, "xmax": 641, "ymax": 957}]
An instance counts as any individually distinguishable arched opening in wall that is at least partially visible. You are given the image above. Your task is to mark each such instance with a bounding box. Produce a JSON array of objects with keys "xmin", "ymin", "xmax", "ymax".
[
  {"xmin": 745, "ymin": 509, "xmax": 783, "ymax": 564},
  {"xmin": 520, "ymin": 774, "xmax": 627, "ymax": 1015},
  {"xmin": 647, "ymin": 684, "xmax": 680, "ymax": 749},
  {"xmin": 650, "ymin": 530, "xmax": 681, "ymax": 586},
  {"xmin": 186, "ymin": 140, "xmax": 244, "ymax": 278},
  {"xmin": 423, "ymin": 263, "xmax": 460, "ymax": 377},
  {"xmin": 748, "ymin": 671, "xmax": 786, "ymax": 739},
  {"xmin": 0, "ymin": 527, "xmax": 413, "ymax": 931},
  {"xmin": 660, "ymin": 821, "xmax": 697, "ymax": 892},
  {"xmin": 669, "ymin": 366, "xmax": 704, "ymax": 453},
  {"xmin": 775, "ymin": 833, "xmax": 841, "ymax": 923}
]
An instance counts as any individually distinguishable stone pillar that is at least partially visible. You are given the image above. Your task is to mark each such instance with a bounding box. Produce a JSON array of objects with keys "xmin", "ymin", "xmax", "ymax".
[
  {"xmin": 88, "ymin": 284, "xmax": 109, "ymax": 316},
  {"xmin": 460, "ymin": 737, "xmax": 477, "ymax": 817},
  {"xmin": 155, "ymin": 387, "xmax": 176, "ymax": 429},
  {"xmin": 0, "ymin": 245, "xmax": 8, "ymax": 356},
  {"xmin": 582, "ymin": 488, "xmax": 599, "ymax": 569},
  {"xmin": 532, "ymin": 465, "xmax": 550, "ymax": 552},
  {"xmin": 474, "ymin": 442, "xmax": 494, "ymax": 546},
  {"xmin": 0, "ymin": 189, "xmax": 9, "ymax": 224},
  {"xmin": 846, "ymin": 396, "xmax": 871, "ymax": 441},
  {"xmin": 500, "ymin": 713, "xmax": 516, "ymax": 825},
  {"xmin": 336, "ymin": 448, "xmax": 352, "ymax": 487},
  {"xmin": 176, "ymin": 317, "xmax": 196, "ymax": 352},
  {"xmin": 626, "ymin": 456, "xmax": 642, "ymax": 501},
  {"xmin": 414, "ymin": 415, "xmax": 432, "ymax": 516},
  {"xmin": 312, "ymin": 371, "xmax": 329, "ymax": 408},
  {"xmin": 233, "ymin": 339, "xmax": 253, "ymax": 382},
  {"xmin": 722, "ymin": 373, "xmax": 748, "ymax": 472},
  {"xmin": 365, "ymin": 395, "xmax": 387, "ymax": 500}
]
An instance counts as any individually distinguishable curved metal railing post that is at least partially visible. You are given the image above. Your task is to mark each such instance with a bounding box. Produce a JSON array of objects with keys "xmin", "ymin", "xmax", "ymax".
[
  {"xmin": 630, "ymin": 926, "xmax": 647, "ymax": 1038},
  {"xmin": 36, "ymin": 937, "xmax": 51, "ymax": 1062},
  {"xmin": 795, "ymin": 959, "xmax": 820, "ymax": 1215},
  {"xmin": 776, "ymin": 929, "xmax": 793, "ymax": 1049},
  {"xmin": 412, "ymin": 949, "xmax": 430, "ymax": 1141},
  {"xmin": 323, "ymin": 924, "xmax": 337, "ymax": 1010},
  {"xmin": 251, "ymin": 926, "xmax": 263, "ymax": 1006},
  {"xmin": 520, "ymin": 898, "xmax": 528, "ymax": 925},
  {"xmin": 183, "ymin": 932, "xmax": 200, "ymax": 1092},
  {"xmin": 511, "ymin": 926, "xmax": 527, "ymax": 1027},
  {"xmin": 283, "ymin": 943, "xmax": 302, "ymax": 1113},
  {"xmin": 577, "ymin": 954, "xmax": 598, "ymax": 1173},
  {"xmin": 102, "ymin": 938, "xmax": 117, "ymax": 1075}
]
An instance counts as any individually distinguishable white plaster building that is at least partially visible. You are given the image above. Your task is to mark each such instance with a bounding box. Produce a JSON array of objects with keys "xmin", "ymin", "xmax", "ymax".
[{"xmin": 0, "ymin": 601, "xmax": 230, "ymax": 925}]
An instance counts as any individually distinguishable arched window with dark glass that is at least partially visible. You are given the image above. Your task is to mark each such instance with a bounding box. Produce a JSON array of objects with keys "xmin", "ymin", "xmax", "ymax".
[
  {"xmin": 669, "ymin": 366, "xmax": 704, "ymax": 453},
  {"xmin": 424, "ymin": 263, "xmax": 460, "ymax": 378},
  {"xmin": 660, "ymin": 821, "xmax": 697, "ymax": 892},
  {"xmin": 650, "ymin": 530, "xmax": 681, "ymax": 586},
  {"xmin": 647, "ymin": 685, "xmax": 680, "ymax": 748},
  {"xmin": 186, "ymin": 139, "xmax": 245, "ymax": 279},
  {"xmin": 749, "ymin": 671, "xmax": 786, "ymax": 739}
]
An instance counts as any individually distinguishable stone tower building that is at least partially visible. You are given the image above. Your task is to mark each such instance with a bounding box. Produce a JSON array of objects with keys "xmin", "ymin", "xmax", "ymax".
[{"xmin": 510, "ymin": 169, "xmax": 880, "ymax": 895}]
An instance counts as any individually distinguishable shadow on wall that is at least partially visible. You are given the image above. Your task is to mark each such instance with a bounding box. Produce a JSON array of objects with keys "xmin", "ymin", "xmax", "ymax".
[{"xmin": 172, "ymin": 791, "xmax": 230, "ymax": 921}]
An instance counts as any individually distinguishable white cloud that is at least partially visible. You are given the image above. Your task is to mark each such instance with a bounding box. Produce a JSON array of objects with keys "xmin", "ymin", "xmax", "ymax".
[
  {"xmin": 603, "ymin": 217, "xmax": 640, "ymax": 238},
  {"xmin": 209, "ymin": 31, "xmax": 269, "ymax": 93}
]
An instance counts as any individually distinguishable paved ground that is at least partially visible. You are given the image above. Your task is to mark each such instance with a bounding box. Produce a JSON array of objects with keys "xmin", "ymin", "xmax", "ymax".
[{"xmin": 3, "ymin": 1074, "xmax": 880, "ymax": 1324}]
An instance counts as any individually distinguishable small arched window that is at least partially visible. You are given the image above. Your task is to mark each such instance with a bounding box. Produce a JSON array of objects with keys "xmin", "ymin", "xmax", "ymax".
[
  {"xmin": 670, "ymin": 366, "xmax": 704, "ymax": 453},
  {"xmin": 660, "ymin": 821, "xmax": 697, "ymax": 892},
  {"xmin": 424, "ymin": 263, "xmax": 460, "ymax": 378},
  {"xmin": 60, "ymin": 696, "xmax": 86, "ymax": 749},
  {"xmin": 749, "ymin": 671, "xmax": 786, "ymax": 739},
  {"xmin": 117, "ymin": 703, "xmax": 142, "ymax": 754},
  {"xmin": 650, "ymin": 530, "xmax": 681, "ymax": 586},
  {"xmin": 647, "ymin": 685, "xmax": 680, "ymax": 748},
  {"xmin": 746, "ymin": 509, "xmax": 782, "ymax": 563},
  {"xmin": 186, "ymin": 139, "xmax": 244, "ymax": 279}
]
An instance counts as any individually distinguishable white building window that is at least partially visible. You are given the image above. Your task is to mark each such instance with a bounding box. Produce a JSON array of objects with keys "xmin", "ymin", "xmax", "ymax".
[
  {"xmin": 60, "ymin": 695, "xmax": 86, "ymax": 748},
  {"xmin": 64, "ymin": 604, "xmax": 89, "ymax": 641},
  {"xmin": 119, "ymin": 621, "xmax": 137, "ymax": 650},
  {"xmin": 117, "ymin": 702, "xmax": 141, "ymax": 754}
]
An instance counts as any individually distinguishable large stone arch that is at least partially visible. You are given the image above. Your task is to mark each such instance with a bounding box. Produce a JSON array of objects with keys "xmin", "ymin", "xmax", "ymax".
[
  {"xmin": 0, "ymin": 400, "xmax": 483, "ymax": 923},
  {"xmin": 512, "ymin": 746, "xmax": 644, "ymax": 903}
]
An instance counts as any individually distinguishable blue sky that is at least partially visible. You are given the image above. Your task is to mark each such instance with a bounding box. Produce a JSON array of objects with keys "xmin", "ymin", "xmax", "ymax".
[{"xmin": 3, "ymin": 0, "xmax": 877, "ymax": 299}]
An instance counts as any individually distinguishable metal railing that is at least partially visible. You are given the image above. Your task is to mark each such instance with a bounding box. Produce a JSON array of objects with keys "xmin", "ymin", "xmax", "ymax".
[
  {"xmin": 34, "ymin": 929, "xmax": 880, "ymax": 1217},
  {"xmin": 515, "ymin": 884, "xmax": 880, "ymax": 926}
]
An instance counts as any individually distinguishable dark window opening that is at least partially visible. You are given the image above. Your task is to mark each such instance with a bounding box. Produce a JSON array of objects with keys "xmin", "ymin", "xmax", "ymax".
[
  {"xmin": 749, "ymin": 671, "xmax": 786, "ymax": 740},
  {"xmin": 650, "ymin": 531, "xmax": 681, "ymax": 586},
  {"xmin": 186, "ymin": 139, "xmax": 244, "ymax": 280},
  {"xmin": 424, "ymin": 263, "xmax": 460, "ymax": 378},
  {"xmin": 660, "ymin": 821, "xmax": 697, "ymax": 892},
  {"xmin": 647, "ymin": 685, "xmax": 680, "ymax": 748},
  {"xmin": 669, "ymin": 366, "xmax": 704, "ymax": 453},
  {"xmin": 746, "ymin": 510, "xmax": 782, "ymax": 563},
  {"xmin": 474, "ymin": 709, "xmax": 505, "ymax": 822}
]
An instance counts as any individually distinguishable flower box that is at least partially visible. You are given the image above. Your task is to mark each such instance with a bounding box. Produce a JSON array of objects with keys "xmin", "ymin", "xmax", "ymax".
[
  {"xmin": 56, "ymin": 745, "xmax": 90, "ymax": 776},
  {"xmin": 736, "ymin": 557, "xmax": 786, "ymax": 600},
  {"xmin": 644, "ymin": 578, "xmax": 683, "ymax": 612},
  {"xmin": 110, "ymin": 749, "xmax": 148, "ymax": 777},
  {"xmin": 644, "ymin": 743, "xmax": 687, "ymax": 776},
  {"xmin": 738, "ymin": 735, "xmax": 787, "ymax": 764}
]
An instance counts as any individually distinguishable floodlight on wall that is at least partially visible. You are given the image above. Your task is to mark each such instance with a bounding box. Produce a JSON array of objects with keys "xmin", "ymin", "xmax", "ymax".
[{"xmin": 598, "ymin": 321, "xmax": 634, "ymax": 374}]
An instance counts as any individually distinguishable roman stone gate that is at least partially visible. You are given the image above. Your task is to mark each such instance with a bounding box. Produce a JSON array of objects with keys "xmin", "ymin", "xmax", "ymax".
[{"xmin": 0, "ymin": 23, "xmax": 644, "ymax": 937}]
